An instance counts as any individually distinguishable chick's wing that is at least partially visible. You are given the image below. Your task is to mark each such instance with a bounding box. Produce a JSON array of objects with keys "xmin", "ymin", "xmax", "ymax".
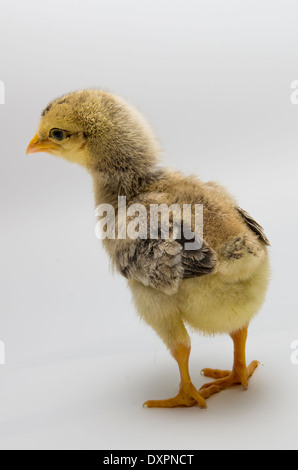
[{"xmin": 115, "ymin": 236, "xmax": 217, "ymax": 295}]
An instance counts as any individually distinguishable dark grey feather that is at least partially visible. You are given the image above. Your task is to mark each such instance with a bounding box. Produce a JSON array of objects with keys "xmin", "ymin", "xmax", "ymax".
[
  {"xmin": 237, "ymin": 207, "xmax": 270, "ymax": 246},
  {"xmin": 115, "ymin": 237, "xmax": 217, "ymax": 295}
]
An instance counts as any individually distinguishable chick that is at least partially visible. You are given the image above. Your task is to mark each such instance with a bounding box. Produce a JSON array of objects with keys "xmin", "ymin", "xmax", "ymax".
[{"xmin": 26, "ymin": 89, "xmax": 270, "ymax": 408}]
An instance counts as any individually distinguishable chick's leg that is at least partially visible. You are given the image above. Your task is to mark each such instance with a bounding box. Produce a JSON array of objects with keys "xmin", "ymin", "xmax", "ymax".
[
  {"xmin": 134, "ymin": 291, "xmax": 221, "ymax": 409},
  {"xmin": 200, "ymin": 326, "xmax": 259, "ymax": 394},
  {"xmin": 144, "ymin": 343, "xmax": 220, "ymax": 409}
]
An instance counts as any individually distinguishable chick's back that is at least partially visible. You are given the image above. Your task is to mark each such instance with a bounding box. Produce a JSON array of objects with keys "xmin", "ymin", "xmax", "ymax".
[{"xmin": 143, "ymin": 170, "xmax": 269, "ymax": 282}]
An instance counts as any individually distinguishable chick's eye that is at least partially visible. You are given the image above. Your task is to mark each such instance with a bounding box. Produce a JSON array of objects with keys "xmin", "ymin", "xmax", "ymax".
[{"xmin": 49, "ymin": 129, "xmax": 66, "ymax": 141}]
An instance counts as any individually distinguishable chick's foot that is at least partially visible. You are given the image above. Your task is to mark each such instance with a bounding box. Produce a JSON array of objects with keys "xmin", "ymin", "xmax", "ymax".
[
  {"xmin": 200, "ymin": 360, "xmax": 259, "ymax": 393},
  {"xmin": 143, "ymin": 381, "xmax": 221, "ymax": 408}
]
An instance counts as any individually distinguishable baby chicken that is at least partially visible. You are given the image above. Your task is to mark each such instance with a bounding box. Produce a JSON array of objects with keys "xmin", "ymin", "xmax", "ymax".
[{"xmin": 26, "ymin": 90, "xmax": 270, "ymax": 408}]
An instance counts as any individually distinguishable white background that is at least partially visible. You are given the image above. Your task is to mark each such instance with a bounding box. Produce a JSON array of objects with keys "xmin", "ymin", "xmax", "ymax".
[{"xmin": 0, "ymin": 0, "xmax": 298, "ymax": 450}]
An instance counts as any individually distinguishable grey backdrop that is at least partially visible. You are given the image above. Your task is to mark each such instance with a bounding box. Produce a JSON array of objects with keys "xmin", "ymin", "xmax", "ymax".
[{"xmin": 0, "ymin": 0, "xmax": 297, "ymax": 450}]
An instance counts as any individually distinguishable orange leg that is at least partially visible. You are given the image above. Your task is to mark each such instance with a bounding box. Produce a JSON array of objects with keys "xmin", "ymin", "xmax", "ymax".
[
  {"xmin": 144, "ymin": 344, "xmax": 221, "ymax": 408},
  {"xmin": 200, "ymin": 326, "xmax": 259, "ymax": 394}
]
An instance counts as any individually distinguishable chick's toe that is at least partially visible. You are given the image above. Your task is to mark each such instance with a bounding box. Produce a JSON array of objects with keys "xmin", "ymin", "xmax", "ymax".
[{"xmin": 200, "ymin": 360, "xmax": 259, "ymax": 392}]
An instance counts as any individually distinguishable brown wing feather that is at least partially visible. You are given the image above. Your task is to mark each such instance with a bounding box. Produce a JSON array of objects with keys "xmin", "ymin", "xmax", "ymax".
[{"xmin": 237, "ymin": 207, "xmax": 270, "ymax": 246}]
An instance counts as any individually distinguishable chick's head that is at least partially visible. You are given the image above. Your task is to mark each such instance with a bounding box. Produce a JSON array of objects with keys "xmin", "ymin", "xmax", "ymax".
[{"xmin": 26, "ymin": 89, "xmax": 161, "ymax": 173}]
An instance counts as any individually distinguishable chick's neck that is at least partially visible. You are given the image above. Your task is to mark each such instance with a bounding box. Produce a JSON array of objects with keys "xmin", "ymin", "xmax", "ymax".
[{"xmin": 91, "ymin": 165, "xmax": 165, "ymax": 210}]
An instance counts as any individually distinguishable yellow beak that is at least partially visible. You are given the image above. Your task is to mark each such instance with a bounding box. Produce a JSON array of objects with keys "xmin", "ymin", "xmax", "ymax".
[{"xmin": 26, "ymin": 134, "xmax": 58, "ymax": 155}]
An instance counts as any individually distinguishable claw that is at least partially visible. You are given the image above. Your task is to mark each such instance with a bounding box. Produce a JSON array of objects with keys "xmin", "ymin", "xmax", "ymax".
[
  {"xmin": 143, "ymin": 382, "xmax": 207, "ymax": 409},
  {"xmin": 143, "ymin": 381, "xmax": 224, "ymax": 408},
  {"xmin": 200, "ymin": 360, "xmax": 259, "ymax": 392},
  {"xmin": 143, "ymin": 382, "xmax": 207, "ymax": 408}
]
